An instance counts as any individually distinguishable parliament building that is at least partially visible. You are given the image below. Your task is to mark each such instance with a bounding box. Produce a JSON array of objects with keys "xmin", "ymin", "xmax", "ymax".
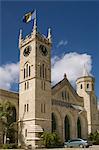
[{"xmin": 0, "ymin": 17, "xmax": 99, "ymax": 148}]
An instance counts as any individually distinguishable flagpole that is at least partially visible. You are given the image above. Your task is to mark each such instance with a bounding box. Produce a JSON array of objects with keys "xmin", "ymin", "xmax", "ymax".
[{"xmin": 33, "ymin": 10, "xmax": 37, "ymax": 31}]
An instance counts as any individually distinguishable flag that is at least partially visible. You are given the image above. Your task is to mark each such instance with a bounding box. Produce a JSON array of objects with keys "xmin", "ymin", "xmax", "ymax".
[{"xmin": 23, "ymin": 10, "xmax": 36, "ymax": 23}]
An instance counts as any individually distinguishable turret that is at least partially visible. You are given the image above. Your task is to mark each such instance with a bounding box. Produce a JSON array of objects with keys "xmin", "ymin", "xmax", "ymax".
[
  {"xmin": 76, "ymin": 65, "xmax": 95, "ymax": 97},
  {"xmin": 76, "ymin": 65, "xmax": 96, "ymax": 134}
]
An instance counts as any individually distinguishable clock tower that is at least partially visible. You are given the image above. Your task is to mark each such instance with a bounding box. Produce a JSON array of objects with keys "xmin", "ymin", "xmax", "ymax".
[{"xmin": 19, "ymin": 17, "xmax": 52, "ymax": 148}]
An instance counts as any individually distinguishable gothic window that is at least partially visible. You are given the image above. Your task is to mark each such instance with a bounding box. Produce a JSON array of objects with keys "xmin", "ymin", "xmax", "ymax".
[
  {"xmin": 26, "ymin": 64, "xmax": 28, "ymax": 77},
  {"xmin": 27, "ymin": 104, "xmax": 29, "ymax": 112},
  {"xmin": 24, "ymin": 104, "xmax": 26, "ymax": 112},
  {"xmin": 45, "ymin": 68, "xmax": 47, "ymax": 79},
  {"xmin": 27, "ymin": 81, "xmax": 29, "ymax": 89},
  {"xmin": 62, "ymin": 91, "xmax": 64, "ymax": 99},
  {"xmin": 29, "ymin": 66, "xmax": 31, "ymax": 76},
  {"xmin": 25, "ymin": 82, "xmax": 26, "ymax": 90},
  {"xmin": 42, "ymin": 64, "xmax": 44, "ymax": 78},
  {"xmin": 52, "ymin": 113, "xmax": 57, "ymax": 133},
  {"xmin": 87, "ymin": 83, "xmax": 89, "ymax": 89},
  {"xmin": 40, "ymin": 65, "xmax": 42, "ymax": 77},
  {"xmin": 81, "ymin": 84, "xmax": 83, "ymax": 89},
  {"xmin": 24, "ymin": 68, "xmax": 25, "ymax": 79},
  {"xmin": 64, "ymin": 116, "xmax": 70, "ymax": 141},
  {"xmin": 77, "ymin": 118, "xmax": 82, "ymax": 138},
  {"xmin": 65, "ymin": 91, "xmax": 67, "ymax": 99},
  {"xmin": 25, "ymin": 129, "xmax": 27, "ymax": 137},
  {"xmin": 44, "ymin": 82, "xmax": 45, "ymax": 90},
  {"xmin": 12, "ymin": 107, "xmax": 16, "ymax": 122}
]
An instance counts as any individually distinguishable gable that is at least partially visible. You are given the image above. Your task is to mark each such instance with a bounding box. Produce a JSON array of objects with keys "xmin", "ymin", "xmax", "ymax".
[{"xmin": 51, "ymin": 77, "xmax": 84, "ymax": 106}]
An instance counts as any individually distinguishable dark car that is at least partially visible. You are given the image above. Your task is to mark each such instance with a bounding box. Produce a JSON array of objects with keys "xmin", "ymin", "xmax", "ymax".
[{"xmin": 64, "ymin": 138, "xmax": 89, "ymax": 148}]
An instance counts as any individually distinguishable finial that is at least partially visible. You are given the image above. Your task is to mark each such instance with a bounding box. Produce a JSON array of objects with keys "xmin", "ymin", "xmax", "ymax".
[
  {"xmin": 64, "ymin": 73, "xmax": 67, "ymax": 78},
  {"xmin": 48, "ymin": 28, "xmax": 52, "ymax": 43},
  {"xmin": 19, "ymin": 29, "xmax": 22, "ymax": 48},
  {"xmin": 83, "ymin": 64, "xmax": 89, "ymax": 76}
]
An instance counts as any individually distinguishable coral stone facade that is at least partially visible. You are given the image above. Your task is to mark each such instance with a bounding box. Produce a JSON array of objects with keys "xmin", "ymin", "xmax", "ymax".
[{"xmin": 0, "ymin": 18, "xmax": 99, "ymax": 148}]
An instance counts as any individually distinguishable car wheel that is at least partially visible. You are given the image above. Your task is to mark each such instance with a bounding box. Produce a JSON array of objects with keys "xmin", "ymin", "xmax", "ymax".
[
  {"xmin": 79, "ymin": 144, "xmax": 84, "ymax": 148},
  {"xmin": 64, "ymin": 145, "xmax": 68, "ymax": 148}
]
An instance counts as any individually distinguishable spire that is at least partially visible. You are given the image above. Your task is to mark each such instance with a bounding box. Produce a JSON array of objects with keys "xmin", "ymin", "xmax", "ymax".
[
  {"xmin": 47, "ymin": 28, "xmax": 52, "ymax": 43},
  {"xmin": 83, "ymin": 64, "xmax": 89, "ymax": 76},
  {"xmin": 19, "ymin": 29, "xmax": 22, "ymax": 48}
]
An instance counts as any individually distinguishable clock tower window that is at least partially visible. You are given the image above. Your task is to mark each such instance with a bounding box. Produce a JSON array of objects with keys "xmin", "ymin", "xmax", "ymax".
[
  {"xmin": 42, "ymin": 64, "xmax": 44, "ymax": 78},
  {"xmin": 26, "ymin": 64, "xmax": 28, "ymax": 77}
]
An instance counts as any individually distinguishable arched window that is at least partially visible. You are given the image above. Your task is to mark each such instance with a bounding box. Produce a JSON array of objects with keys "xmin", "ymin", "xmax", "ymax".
[
  {"xmin": 87, "ymin": 83, "xmax": 89, "ymax": 89},
  {"xmin": 29, "ymin": 66, "xmax": 31, "ymax": 76},
  {"xmin": 26, "ymin": 64, "xmax": 28, "ymax": 77},
  {"xmin": 27, "ymin": 81, "xmax": 29, "ymax": 89},
  {"xmin": 45, "ymin": 68, "xmax": 47, "ymax": 79},
  {"xmin": 52, "ymin": 113, "xmax": 57, "ymax": 133},
  {"xmin": 24, "ymin": 68, "xmax": 25, "ymax": 79},
  {"xmin": 77, "ymin": 118, "xmax": 81, "ymax": 138},
  {"xmin": 24, "ymin": 104, "xmax": 26, "ymax": 112},
  {"xmin": 27, "ymin": 104, "xmax": 29, "ymax": 112},
  {"xmin": 81, "ymin": 84, "xmax": 83, "ymax": 89},
  {"xmin": 40, "ymin": 65, "xmax": 42, "ymax": 77},
  {"xmin": 25, "ymin": 129, "xmax": 27, "ymax": 137},
  {"xmin": 25, "ymin": 82, "xmax": 26, "ymax": 90},
  {"xmin": 64, "ymin": 116, "xmax": 70, "ymax": 141},
  {"xmin": 12, "ymin": 107, "xmax": 16, "ymax": 122},
  {"xmin": 42, "ymin": 64, "xmax": 44, "ymax": 78}
]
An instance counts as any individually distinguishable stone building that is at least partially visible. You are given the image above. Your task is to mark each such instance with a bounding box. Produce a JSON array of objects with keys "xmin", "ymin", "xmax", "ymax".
[{"xmin": 0, "ymin": 17, "xmax": 99, "ymax": 148}]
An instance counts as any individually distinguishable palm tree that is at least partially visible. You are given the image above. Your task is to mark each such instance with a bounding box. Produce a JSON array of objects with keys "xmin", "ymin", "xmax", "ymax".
[{"xmin": 0, "ymin": 101, "xmax": 17, "ymax": 144}]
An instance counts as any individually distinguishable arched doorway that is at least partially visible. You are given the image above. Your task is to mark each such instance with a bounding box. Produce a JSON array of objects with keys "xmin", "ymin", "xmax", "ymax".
[
  {"xmin": 64, "ymin": 115, "xmax": 70, "ymax": 141},
  {"xmin": 51, "ymin": 113, "xmax": 57, "ymax": 133},
  {"xmin": 77, "ymin": 117, "xmax": 81, "ymax": 138}
]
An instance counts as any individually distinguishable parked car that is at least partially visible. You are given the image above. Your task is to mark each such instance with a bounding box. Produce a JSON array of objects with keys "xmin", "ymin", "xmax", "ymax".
[{"xmin": 64, "ymin": 138, "xmax": 90, "ymax": 148}]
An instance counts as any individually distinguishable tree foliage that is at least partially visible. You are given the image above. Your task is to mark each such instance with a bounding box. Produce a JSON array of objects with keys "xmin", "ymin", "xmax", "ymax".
[
  {"xmin": 41, "ymin": 132, "xmax": 62, "ymax": 148},
  {"xmin": 88, "ymin": 131, "xmax": 99, "ymax": 145},
  {"xmin": 0, "ymin": 101, "xmax": 17, "ymax": 144}
]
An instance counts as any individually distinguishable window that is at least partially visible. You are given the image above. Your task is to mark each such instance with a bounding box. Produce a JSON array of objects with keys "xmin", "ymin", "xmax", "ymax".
[
  {"xmin": 25, "ymin": 82, "xmax": 26, "ymax": 90},
  {"xmin": 44, "ymin": 82, "xmax": 45, "ymax": 90},
  {"xmin": 40, "ymin": 65, "xmax": 42, "ymax": 77},
  {"xmin": 27, "ymin": 104, "xmax": 29, "ymax": 112},
  {"xmin": 26, "ymin": 64, "xmax": 28, "ymax": 77},
  {"xmin": 29, "ymin": 66, "xmax": 31, "ymax": 76},
  {"xmin": 24, "ymin": 104, "xmax": 26, "ymax": 112},
  {"xmin": 87, "ymin": 83, "xmax": 89, "ymax": 89},
  {"xmin": 80, "ymin": 84, "xmax": 83, "ymax": 89},
  {"xmin": 25, "ymin": 129, "xmax": 27, "ymax": 137},
  {"xmin": 62, "ymin": 91, "xmax": 64, "ymax": 99},
  {"xmin": 27, "ymin": 81, "xmax": 29, "ymax": 89},
  {"xmin": 24, "ymin": 68, "xmax": 25, "ymax": 79},
  {"xmin": 45, "ymin": 68, "xmax": 47, "ymax": 79},
  {"xmin": 42, "ymin": 64, "xmax": 44, "ymax": 78},
  {"xmin": 65, "ymin": 91, "xmax": 67, "ymax": 99}
]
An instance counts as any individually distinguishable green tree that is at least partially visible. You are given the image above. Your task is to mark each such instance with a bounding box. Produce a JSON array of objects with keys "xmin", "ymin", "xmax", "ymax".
[
  {"xmin": 0, "ymin": 101, "xmax": 17, "ymax": 144},
  {"xmin": 41, "ymin": 131, "xmax": 61, "ymax": 148}
]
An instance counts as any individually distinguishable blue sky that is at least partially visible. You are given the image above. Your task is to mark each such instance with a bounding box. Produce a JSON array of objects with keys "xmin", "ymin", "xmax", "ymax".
[{"xmin": 0, "ymin": 1, "xmax": 99, "ymax": 99}]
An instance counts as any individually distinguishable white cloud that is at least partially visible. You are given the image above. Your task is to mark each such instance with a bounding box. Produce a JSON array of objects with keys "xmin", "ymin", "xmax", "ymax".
[
  {"xmin": 0, "ymin": 62, "xmax": 19, "ymax": 90},
  {"xmin": 51, "ymin": 52, "xmax": 92, "ymax": 86},
  {"xmin": 57, "ymin": 40, "xmax": 68, "ymax": 48}
]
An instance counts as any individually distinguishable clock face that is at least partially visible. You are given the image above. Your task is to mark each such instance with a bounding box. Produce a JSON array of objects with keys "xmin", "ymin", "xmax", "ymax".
[
  {"xmin": 23, "ymin": 45, "xmax": 31, "ymax": 57},
  {"xmin": 39, "ymin": 45, "xmax": 48, "ymax": 56}
]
